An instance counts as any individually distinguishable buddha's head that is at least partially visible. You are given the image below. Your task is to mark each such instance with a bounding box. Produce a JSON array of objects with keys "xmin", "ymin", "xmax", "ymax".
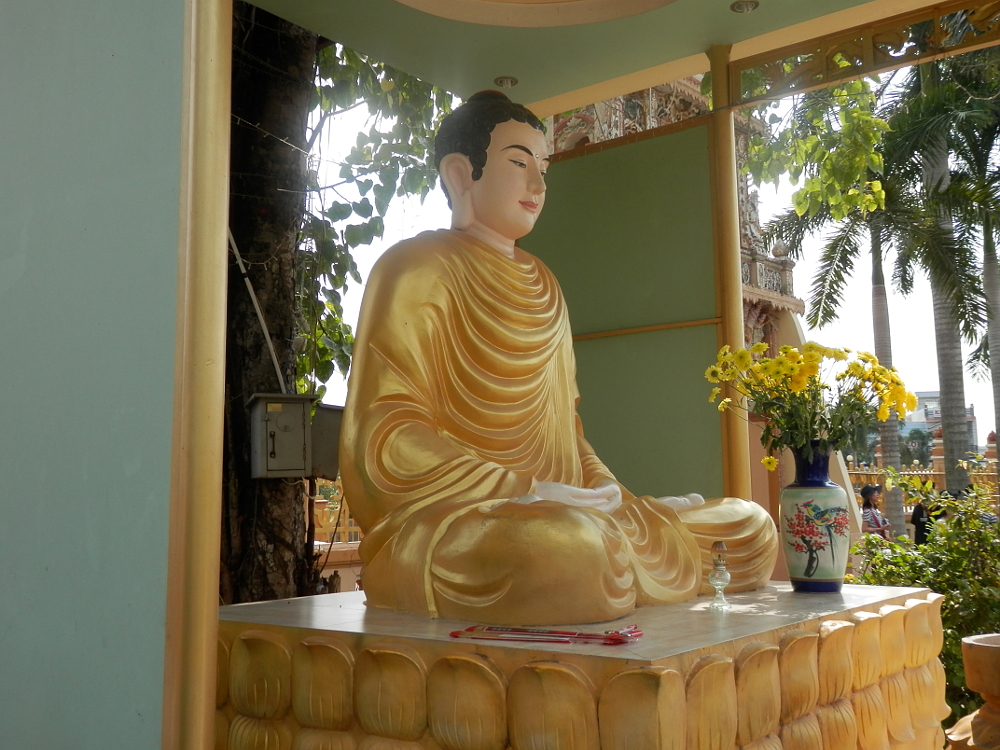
[{"xmin": 435, "ymin": 91, "xmax": 550, "ymax": 245}]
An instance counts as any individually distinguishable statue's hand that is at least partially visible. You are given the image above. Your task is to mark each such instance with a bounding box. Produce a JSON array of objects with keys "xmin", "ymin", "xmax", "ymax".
[
  {"xmin": 653, "ymin": 493, "xmax": 705, "ymax": 511},
  {"xmin": 485, "ymin": 480, "xmax": 622, "ymax": 514}
]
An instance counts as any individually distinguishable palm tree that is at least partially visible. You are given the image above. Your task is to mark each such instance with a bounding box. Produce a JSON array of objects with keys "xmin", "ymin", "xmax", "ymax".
[
  {"xmin": 921, "ymin": 62, "xmax": 973, "ymax": 495},
  {"xmin": 940, "ymin": 53, "xmax": 1000, "ymax": 465},
  {"xmin": 885, "ymin": 57, "xmax": 992, "ymax": 494}
]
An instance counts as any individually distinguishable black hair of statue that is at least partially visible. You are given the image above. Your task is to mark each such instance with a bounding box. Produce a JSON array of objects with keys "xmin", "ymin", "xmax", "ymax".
[{"xmin": 434, "ymin": 91, "xmax": 546, "ymax": 202}]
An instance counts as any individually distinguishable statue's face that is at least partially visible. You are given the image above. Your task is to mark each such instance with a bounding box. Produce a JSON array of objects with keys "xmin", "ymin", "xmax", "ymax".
[{"xmin": 467, "ymin": 119, "xmax": 550, "ymax": 241}]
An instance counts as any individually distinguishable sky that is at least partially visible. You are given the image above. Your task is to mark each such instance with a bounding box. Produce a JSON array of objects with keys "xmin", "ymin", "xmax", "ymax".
[{"xmin": 316, "ymin": 107, "xmax": 998, "ymax": 448}]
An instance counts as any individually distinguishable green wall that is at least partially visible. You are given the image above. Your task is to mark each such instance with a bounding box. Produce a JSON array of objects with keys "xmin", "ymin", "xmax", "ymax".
[
  {"xmin": 0, "ymin": 1, "xmax": 186, "ymax": 746},
  {"xmin": 522, "ymin": 124, "xmax": 723, "ymax": 497}
]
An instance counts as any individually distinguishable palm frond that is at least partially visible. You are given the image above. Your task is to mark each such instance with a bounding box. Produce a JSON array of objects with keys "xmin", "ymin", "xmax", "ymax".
[
  {"xmin": 762, "ymin": 205, "xmax": 833, "ymax": 259},
  {"xmin": 807, "ymin": 219, "xmax": 865, "ymax": 328},
  {"xmin": 893, "ymin": 245, "xmax": 915, "ymax": 295},
  {"xmin": 966, "ymin": 332, "xmax": 991, "ymax": 379},
  {"xmin": 912, "ymin": 204, "xmax": 987, "ymax": 341}
]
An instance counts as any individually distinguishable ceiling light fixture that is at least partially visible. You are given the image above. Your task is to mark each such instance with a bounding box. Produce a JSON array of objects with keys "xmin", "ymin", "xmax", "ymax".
[
  {"xmin": 730, "ymin": 0, "xmax": 759, "ymax": 12},
  {"xmin": 493, "ymin": 76, "xmax": 519, "ymax": 89}
]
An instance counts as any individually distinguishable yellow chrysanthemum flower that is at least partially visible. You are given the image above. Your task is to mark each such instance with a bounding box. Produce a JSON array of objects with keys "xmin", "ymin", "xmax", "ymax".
[
  {"xmin": 732, "ymin": 348, "xmax": 752, "ymax": 370},
  {"xmin": 761, "ymin": 456, "xmax": 779, "ymax": 471},
  {"xmin": 706, "ymin": 342, "xmax": 914, "ymax": 463}
]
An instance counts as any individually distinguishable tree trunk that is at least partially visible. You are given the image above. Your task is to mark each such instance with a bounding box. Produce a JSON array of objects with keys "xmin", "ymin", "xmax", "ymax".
[
  {"xmin": 983, "ymin": 214, "xmax": 1000, "ymax": 465},
  {"xmin": 870, "ymin": 229, "xmax": 906, "ymax": 534},
  {"xmin": 921, "ymin": 62, "xmax": 971, "ymax": 495},
  {"xmin": 220, "ymin": 3, "xmax": 318, "ymax": 604},
  {"xmin": 929, "ymin": 278, "xmax": 972, "ymax": 493}
]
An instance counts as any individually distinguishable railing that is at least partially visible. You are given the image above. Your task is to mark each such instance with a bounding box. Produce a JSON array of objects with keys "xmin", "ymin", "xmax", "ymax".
[
  {"xmin": 315, "ymin": 499, "xmax": 363, "ymax": 544},
  {"xmin": 314, "ymin": 478, "xmax": 364, "ymax": 544},
  {"xmin": 846, "ymin": 463, "xmax": 999, "ymax": 512}
]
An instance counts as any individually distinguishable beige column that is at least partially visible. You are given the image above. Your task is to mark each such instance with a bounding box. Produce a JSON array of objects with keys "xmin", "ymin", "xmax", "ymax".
[
  {"xmin": 709, "ymin": 44, "xmax": 752, "ymax": 500},
  {"xmin": 161, "ymin": 0, "xmax": 232, "ymax": 748}
]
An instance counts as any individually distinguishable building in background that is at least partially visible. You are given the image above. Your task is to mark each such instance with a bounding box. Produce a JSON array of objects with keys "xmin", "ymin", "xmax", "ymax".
[{"xmin": 905, "ymin": 391, "xmax": 979, "ymax": 453}]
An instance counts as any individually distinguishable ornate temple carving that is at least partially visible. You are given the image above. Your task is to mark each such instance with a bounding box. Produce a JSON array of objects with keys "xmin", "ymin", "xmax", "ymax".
[{"xmin": 731, "ymin": 0, "xmax": 1000, "ymax": 106}]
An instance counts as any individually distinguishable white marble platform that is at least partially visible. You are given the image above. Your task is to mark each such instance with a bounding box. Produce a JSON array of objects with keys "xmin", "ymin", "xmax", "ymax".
[{"xmin": 219, "ymin": 582, "xmax": 927, "ymax": 662}]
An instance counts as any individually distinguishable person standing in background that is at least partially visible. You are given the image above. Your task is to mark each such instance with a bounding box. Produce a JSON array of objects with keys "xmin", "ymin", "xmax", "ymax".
[
  {"xmin": 861, "ymin": 484, "xmax": 892, "ymax": 539},
  {"xmin": 910, "ymin": 497, "xmax": 930, "ymax": 545}
]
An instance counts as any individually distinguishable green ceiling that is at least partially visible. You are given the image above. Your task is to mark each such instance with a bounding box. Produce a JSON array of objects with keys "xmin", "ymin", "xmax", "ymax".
[{"xmin": 250, "ymin": 0, "xmax": 886, "ymax": 108}]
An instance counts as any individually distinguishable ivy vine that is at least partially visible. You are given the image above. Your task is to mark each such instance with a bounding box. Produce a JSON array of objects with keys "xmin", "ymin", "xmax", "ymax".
[{"xmin": 295, "ymin": 44, "xmax": 454, "ymax": 396}]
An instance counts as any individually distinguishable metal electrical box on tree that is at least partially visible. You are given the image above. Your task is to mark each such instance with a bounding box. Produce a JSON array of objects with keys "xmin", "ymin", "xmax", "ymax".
[{"xmin": 247, "ymin": 393, "xmax": 344, "ymax": 479}]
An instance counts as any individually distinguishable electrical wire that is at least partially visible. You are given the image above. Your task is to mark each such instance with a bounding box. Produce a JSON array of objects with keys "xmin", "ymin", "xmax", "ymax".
[{"xmin": 228, "ymin": 228, "xmax": 288, "ymax": 394}]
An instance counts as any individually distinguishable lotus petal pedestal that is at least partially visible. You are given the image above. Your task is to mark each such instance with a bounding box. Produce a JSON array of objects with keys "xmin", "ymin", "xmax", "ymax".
[{"xmin": 216, "ymin": 583, "xmax": 949, "ymax": 750}]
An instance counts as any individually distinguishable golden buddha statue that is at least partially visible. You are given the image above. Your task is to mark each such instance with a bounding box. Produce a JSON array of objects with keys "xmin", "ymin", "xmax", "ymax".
[{"xmin": 341, "ymin": 91, "xmax": 776, "ymax": 625}]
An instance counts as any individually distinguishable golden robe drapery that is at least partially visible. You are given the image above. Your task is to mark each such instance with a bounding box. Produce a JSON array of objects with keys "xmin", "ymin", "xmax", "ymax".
[{"xmin": 341, "ymin": 229, "xmax": 775, "ymax": 625}]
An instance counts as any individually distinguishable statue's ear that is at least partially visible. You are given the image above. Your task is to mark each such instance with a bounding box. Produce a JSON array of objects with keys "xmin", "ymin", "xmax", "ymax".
[{"xmin": 439, "ymin": 152, "xmax": 475, "ymax": 230}]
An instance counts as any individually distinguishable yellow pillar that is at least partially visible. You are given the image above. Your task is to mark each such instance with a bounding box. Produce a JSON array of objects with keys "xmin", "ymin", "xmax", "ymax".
[
  {"xmin": 709, "ymin": 44, "xmax": 752, "ymax": 500},
  {"xmin": 161, "ymin": 0, "xmax": 232, "ymax": 748}
]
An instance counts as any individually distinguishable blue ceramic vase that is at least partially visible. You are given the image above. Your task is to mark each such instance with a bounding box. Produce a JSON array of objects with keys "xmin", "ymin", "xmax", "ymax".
[{"xmin": 779, "ymin": 445, "xmax": 850, "ymax": 592}]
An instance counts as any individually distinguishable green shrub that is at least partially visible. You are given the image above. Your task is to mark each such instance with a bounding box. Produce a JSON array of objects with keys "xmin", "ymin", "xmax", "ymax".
[{"xmin": 849, "ymin": 475, "xmax": 1000, "ymax": 722}]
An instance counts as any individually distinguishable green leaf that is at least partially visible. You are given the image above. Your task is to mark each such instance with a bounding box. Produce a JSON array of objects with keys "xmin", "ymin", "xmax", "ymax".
[
  {"xmin": 324, "ymin": 202, "xmax": 353, "ymax": 222},
  {"xmin": 343, "ymin": 224, "xmax": 365, "ymax": 247},
  {"xmin": 315, "ymin": 358, "xmax": 334, "ymax": 384},
  {"xmin": 402, "ymin": 168, "xmax": 424, "ymax": 194},
  {"xmin": 352, "ymin": 197, "xmax": 373, "ymax": 218},
  {"xmin": 373, "ymin": 183, "xmax": 394, "ymax": 216}
]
